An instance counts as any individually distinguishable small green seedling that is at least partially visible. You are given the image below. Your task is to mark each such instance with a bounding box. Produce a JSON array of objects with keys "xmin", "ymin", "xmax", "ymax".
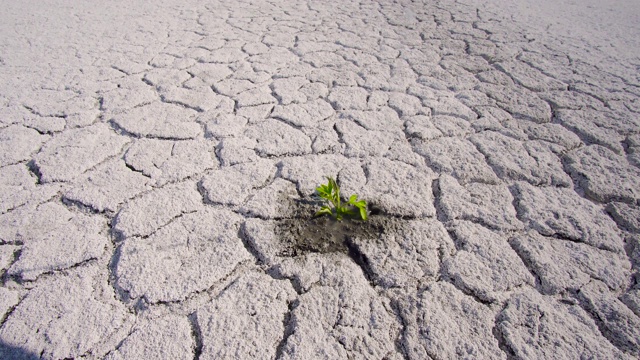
[{"xmin": 315, "ymin": 177, "xmax": 368, "ymax": 221}]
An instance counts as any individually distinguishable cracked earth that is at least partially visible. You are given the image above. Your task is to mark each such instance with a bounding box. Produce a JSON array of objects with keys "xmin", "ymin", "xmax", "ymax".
[{"xmin": 1, "ymin": 0, "xmax": 640, "ymax": 359}]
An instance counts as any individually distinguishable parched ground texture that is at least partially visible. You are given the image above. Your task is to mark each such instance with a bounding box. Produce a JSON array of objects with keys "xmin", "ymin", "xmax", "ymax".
[{"xmin": 1, "ymin": 0, "xmax": 639, "ymax": 359}]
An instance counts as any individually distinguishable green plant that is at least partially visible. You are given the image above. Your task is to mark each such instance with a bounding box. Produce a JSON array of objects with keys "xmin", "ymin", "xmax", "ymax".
[{"xmin": 315, "ymin": 177, "xmax": 368, "ymax": 221}]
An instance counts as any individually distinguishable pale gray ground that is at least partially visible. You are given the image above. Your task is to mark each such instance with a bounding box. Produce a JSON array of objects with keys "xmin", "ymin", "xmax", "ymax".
[{"xmin": 0, "ymin": 0, "xmax": 639, "ymax": 359}]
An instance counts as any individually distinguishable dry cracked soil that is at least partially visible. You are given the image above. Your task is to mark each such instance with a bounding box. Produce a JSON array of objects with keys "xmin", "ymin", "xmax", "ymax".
[{"xmin": 0, "ymin": 0, "xmax": 640, "ymax": 359}]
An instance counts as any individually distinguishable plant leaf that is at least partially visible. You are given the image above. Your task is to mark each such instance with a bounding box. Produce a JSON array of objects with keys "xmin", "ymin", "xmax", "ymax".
[
  {"xmin": 349, "ymin": 198, "xmax": 367, "ymax": 221},
  {"xmin": 316, "ymin": 180, "xmax": 335, "ymax": 206},
  {"xmin": 359, "ymin": 205, "xmax": 368, "ymax": 221},
  {"xmin": 315, "ymin": 206, "xmax": 333, "ymax": 218},
  {"xmin": 328, "ymin": 177, "xmax": 340, "ymax": 207},
  {"xmin": 316, "ymin": 184, "xmax": 325, "ymax": 192}
]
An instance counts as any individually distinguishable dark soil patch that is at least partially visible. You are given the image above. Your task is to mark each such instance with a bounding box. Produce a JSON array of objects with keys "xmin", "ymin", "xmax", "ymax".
[{"xmin": 273, "ymin": 213, "xmax": 403, "ymax": 258}]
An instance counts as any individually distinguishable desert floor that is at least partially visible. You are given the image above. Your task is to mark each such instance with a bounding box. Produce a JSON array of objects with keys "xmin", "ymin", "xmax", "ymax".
[{"xmin": 0, "ymin": 0, "xmax": 639, "ymax": 359}]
